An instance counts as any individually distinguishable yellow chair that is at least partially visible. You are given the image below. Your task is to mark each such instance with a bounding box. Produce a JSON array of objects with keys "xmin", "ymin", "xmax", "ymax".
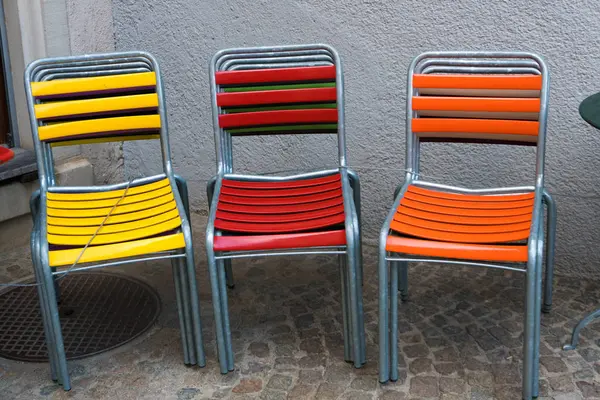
[{"xmin": 26, "ymin": 52, "xmax": 205, "ymax": 390}]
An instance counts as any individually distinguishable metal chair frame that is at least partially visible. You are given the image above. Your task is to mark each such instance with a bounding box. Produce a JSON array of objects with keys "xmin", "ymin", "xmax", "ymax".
[
  {"xmin": 206, "ymin": 44, "xmax": 365, "ymax": 374},
  {"xmin": 378, "ymin": 52, "xmax": 551, "ymax": 400},
  {"xmin": 25, "ymin": 52, "xmax": 205, "ymax": 390}
]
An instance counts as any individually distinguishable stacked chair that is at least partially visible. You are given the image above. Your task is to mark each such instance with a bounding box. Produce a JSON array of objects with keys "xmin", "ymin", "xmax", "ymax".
[
  {"xmin": 377, "ymin": 51, "xmax": 554, "ymax": 400},
  {"xmin": 205, "ymin": 44, "xmax": 365, "ymax": 373},
  {"xmin": 25, "ymin": 52, "xmax": 205, "ymax": 390}
]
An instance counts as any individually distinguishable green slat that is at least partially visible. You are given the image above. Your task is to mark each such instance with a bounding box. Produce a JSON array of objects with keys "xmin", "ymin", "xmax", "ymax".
[
  {"xmin": 223, "ymin": 103, "xmax": 337, "ymax": 113},
  {"xmin": 228, "ymin": 124, "xmax": 338, "ymax": 134},
  {"xmin": 223, "ymin": 82, "xmax": 336, "ymax": 92}
]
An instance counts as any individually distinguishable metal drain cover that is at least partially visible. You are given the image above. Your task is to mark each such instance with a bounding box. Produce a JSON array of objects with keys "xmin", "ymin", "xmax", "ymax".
[{"xmin": 0, "ymin": 272, "xmax": 161, "ymax": 362}]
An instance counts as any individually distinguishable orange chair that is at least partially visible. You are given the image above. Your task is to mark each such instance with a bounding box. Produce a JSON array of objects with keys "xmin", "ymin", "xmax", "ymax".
[{"xmin": 378, "ymin": 52, "xmax": 553, "ymax": 400}]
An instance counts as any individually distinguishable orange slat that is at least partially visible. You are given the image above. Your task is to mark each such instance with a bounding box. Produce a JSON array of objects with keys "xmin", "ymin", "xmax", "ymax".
[
  {"xmin": 412, "ymin": 97, "xmax": 540, "ymax": 113},
  {"xmin": 399, "ymin": 198, "xmax": 533, "ymax": 217},
  {"xmin": 385, "ymin": 236, "xmax": 528, "ymax": 262},
  {"xmin": 390, "ymin": 220, "xmax": 530, "ymax": 243},
  {"xmin": 412, "ymin": 74, "xmax": 542, "ymax": 90},
  {"xmin": 393, "ymin": 213, "xmax": 531, "ymax": 234},
  {"xmin": 395, "ymin": 208, "xmax": 532, "ymax": 226},
  {"xmin": 406, "ymin": 185, "xmax": 535, "ymax": 202},
  {"xmin": 403, "ymin": 191, "xmax": 534, "ymax": 210},
  {"xmin": 412, "ymin": 118, "xmax": 539, "ymax": 136}
]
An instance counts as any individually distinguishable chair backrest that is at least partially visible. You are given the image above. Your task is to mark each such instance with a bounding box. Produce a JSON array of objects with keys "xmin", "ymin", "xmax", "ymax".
[
  {"xmin": 210, "ymin": 44, "xmax": 346, "ymax": 174},
  {"xmin": 406, "ymin": 52, "xmax": 549, "ymax": 182},
  {"xmin": 24, "ymin": 52, "xmax": 173, "ymax": 189}
]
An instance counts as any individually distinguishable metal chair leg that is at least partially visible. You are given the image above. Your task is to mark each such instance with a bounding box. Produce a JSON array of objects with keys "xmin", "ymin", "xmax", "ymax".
[
  {"xmin": 399, "ymin": 261, "xmax": 408, "ymax": 301},
  {"xmin": 378, "ymin": 247, "xmax": 390, "ymax": 383},
  {"xmin": 390, "ymin": 261, "xmax": 399, "ymax": 382},
  {"xmin": 31, "ymin": 231, "xmax": 58, "ymax": 382},
  {"xmin": 348, "ymin": 170, "xmax": 363, "ymax": 286},
  {"xmin": 38, "ymin": 252, "xmax": 71, "ymax": 390},
  {"xmin": 542, "ymin": 189, "xmax": 556, "ymax": 313},
  {"xmin": 172, "ymin": 258, "xmax": 192, "ymax": 365},
  {"xmin": 183, "ymin": 242, "xmax": 206, "ymax": 367},
  {"xmin": 207, "ymin": 176, "xmax": 235, "ymax": 289},
  {"xmin": 346, "ymin": 242, "xmax": 363, "ymax": 369},
  {"xmin": 522, "ymin": 248, "xmax": 538, "ymax": 399},
  {"xmin": 339, "ymin": 254, "xmax": 352, "ymax": 362},
  {"xmin": 206, "ymin": 247, "xmax": 228, "ymax": 373},
  {"xmin": 532, "ymin": 229, "xmax": 544, "ymax": 398},
  {"xmin": 216, "ymin": 258, "xmax": 234, "ymax": 371}
]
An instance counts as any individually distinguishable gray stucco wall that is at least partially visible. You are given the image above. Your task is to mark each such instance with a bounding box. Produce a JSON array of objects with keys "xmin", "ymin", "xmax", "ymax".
[
  {"xmin": 67, "ymin": 0, "xmax": 123, "ymax": 184},
  {"xmin": 112, "ymin": 0, "xmax": 600, "ymax": 277}
]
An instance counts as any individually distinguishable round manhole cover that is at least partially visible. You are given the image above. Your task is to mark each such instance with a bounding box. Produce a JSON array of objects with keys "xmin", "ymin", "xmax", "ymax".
[{"xmin": 0, "ymin": 271, "xmax": 161, "ymax": 362}]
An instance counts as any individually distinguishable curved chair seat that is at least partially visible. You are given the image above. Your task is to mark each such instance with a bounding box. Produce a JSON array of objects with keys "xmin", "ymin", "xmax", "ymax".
[
  {"xmin": 214, "ymin": 174, "xmax": 347, "ymax": 252},
  {"xmin": 386, "ymin": 185, "xmax": 533, "ymax": 262},
  {"xmin": 46, "ymin": 177, "xmax": 185, "ymax": 266}
]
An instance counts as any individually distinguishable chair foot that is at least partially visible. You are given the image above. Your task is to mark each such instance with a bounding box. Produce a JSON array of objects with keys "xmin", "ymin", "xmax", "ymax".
[{"xmin": 542, "ymin": 304, "xmax": 551, "ymax": 314}]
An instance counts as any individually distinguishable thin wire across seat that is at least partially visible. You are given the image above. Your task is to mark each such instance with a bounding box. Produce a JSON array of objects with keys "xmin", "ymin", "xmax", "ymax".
[
  {"xmin": 377, "ymin": 52, "xmax": 555, "ymax": 400},
  {"xmin": 205, "ymin": 44, "xmax": 365, "ymax": 374},
  {"xmin": 25, "ymin": 52, "xmax": 205, "ymax": 391}
]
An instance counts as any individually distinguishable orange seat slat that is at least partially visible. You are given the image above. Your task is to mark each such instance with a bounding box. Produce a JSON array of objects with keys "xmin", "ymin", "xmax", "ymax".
[
  {"xmin": 396, "ymin": 207, "xmax": 532, "ymax": 226},
  {"xmin": 412, "ymin": 74, "xmax": 542, "ymax": 90},
  {"xmin": 403, "ymin": 191, "xmax": 534, "ymax": 210},
  {"xmin": 407, "ymin": 186, "xmax": 535, "ymax": 202},
  {"xmin": 393, "ymin": 213, "xmax": 531, "ymax": 234},
  {"xmin": 385, "ymin": 237, "xmax": 528, "ymax": 263}
]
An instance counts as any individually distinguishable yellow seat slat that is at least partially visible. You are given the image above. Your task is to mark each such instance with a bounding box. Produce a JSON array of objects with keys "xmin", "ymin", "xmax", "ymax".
[
  {"xmin": 35, "ymin": 93, "xmax": 159, "ymax": 119},
  {"xmin": 48, "ymin": 216, "xmax": 181, "ymax": 246},
  {"xmin": 47, "ymin": 193, "xmax": 175, "ymax": 218},
  {"xmin": 47, "ymin": 184, "xmax": 172, "ymax": 209},
  {"xmin": 47, "ymin": 178, "xmax": 169, "ymax": 201},
  {"xmin": 50, "ymin": 134, "xmax": 160, "ymax": 147},
  {"xmin": 47, "ymin": 208, "xmax": 181, "ymax": 235},
  {"xmin": 47, "ymin": 202, "xmax": 177, "ymax": 226},
  {"xmin": 38, "ymin": 115, "xmax": 161, "ymax": 141},
  {"xmin": 49, "ymin": 233, "xmax": 185, "ymax": 267},
  {"xmin": 31, "ymin": 72, "xmax": 157, "ymax": 97}
]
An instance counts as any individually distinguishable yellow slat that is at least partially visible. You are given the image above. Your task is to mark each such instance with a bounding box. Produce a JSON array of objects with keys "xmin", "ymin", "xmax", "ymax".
[
  {"xmin": 38, "ymin": 115, "xmax": 161, "ymax": 141},
  {"xmin": 48, "ymin": 217, "xmax": 181, "ymax": 246},
  {"xmin": 47, "ymin": 202, "xmax": 177, "ymax": 226},
  {"xmin": 31, "ymin": 72, "xmax": 157, "ymax": 97},
  {"xmin": 47, "ymin": 184, "xmax": 172, "ymax": 209},
  {"xmin": 50, "ymin": 134, "xmax": 160, "ymax": 147},
  {"xmin": 47, "ymin": 178, "xmax": 169, "ymax": 201},
  {"xmin": 35, "ymin": 93, "xmax": 159, "ymax": 119},
  {"xmin": 49, "ymin": 233, "xmax": 185, "ymax": 267},
  {"xmin": 47, "ymin": 193, "xmax": 175, "ymax": 217},
  {"xmin": 47, "ymin": 208, "xmax": 181, "ymax": 235}
]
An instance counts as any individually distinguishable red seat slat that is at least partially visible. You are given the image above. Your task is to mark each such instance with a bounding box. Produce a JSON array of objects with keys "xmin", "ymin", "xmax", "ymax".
[
  {"xmin": 222, "ymin": 174, "xmax": 340, "ymax": 189},
  {"xmin": 213, "ymin": 230, "xmax": 347, "ymax": 252}
]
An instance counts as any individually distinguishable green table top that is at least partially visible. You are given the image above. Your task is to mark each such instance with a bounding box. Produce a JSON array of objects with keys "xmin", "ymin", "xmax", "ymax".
[{"xmin": 579, "ymin": 92, "xmax": 600, "ymax": 130}]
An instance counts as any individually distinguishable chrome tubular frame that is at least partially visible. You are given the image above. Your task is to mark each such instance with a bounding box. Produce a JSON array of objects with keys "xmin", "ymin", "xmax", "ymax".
[
  {"xmin": 206, "ymin": 44, "xmax": 365, "ymax": 374},
  {"xmin": 378, "ymin": 52, "xmax": 553, "ymax": 400},
  {"xmin": 25, "ymin": 52, "xmax": 205, "ymax": 390}
]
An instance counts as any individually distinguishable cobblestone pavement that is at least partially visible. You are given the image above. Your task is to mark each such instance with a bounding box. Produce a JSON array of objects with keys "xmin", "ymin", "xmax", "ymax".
[{"xmin": 1, "ymin": 218, "xmax": 600, "ymax": 399}]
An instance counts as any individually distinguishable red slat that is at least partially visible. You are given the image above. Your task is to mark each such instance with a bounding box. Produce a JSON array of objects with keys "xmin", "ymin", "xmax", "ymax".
[
  {"xmin": 217, "ymin": 87, "xmax": 337, "ymax": 107},
  {"xmin": 219, "ymin": 109, "xmax": 338, "ymax": 128},
  {"xmin": 220, "ymin": 180, "xmax": 341, "ymax": 198},
  {"xmin": 217, "ymin": 197, "xmax": 343, "ymax": 215},
  {"xmin": 222, "ymin": 174, "xmax": 340, "ymax": 189},
  {"xmin": 215, "ymin": 65, "xmax": 336, "ymax": 85},
  {"xmin": 215, "ymin": 212, "xmax": 345, "ymax": 233},
  {"xmin": 216, "ymin": 204, "xmax": 345, "ymax": 223},
  {"xmin": 219, "ymin": 188, "xmax": 342, "ymax": 206},
  {"xmin": 213, "ymin": 229, "xmax": 347, "ymax": 251}
]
